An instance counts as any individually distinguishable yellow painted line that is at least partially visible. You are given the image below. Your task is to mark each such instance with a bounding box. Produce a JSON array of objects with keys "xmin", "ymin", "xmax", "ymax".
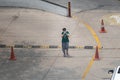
[
  {"xmin": 72, "ymin": 15, "xmax": 102, "ymax": 48},
  {"xmin": 83, "ymin": 23, "xmax": 102, "ymax": 48},
  {"xmin": 80, "ymin": 46, "xmax": 84, "ymax": 48},
  {"xmin": 58, "ymin": 45, "xmax": 61, "ymax": 48},
  {"xmin": 42, "ymin": 45, "xmax": 49, "ymax": 48},
  {"xmin": 72, "ymin": 15, "xmax": 102, "ymax": 79},
  {"xmin": 82, "ymin": 55, "xmax": 94, "ymax": 80},
  {"xmin": 28, "ymin": 45, "xmax": 32, "ymax": 48}
]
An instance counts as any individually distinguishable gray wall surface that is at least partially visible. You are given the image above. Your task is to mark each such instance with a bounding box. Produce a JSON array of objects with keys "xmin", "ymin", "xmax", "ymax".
[
  {"xmin": 0, "ymin": 0, "xmax": 68, "ymax": 16},
  {"xmin": 47, "ymin": 0, "xmax": 120, "ymax": 12}
]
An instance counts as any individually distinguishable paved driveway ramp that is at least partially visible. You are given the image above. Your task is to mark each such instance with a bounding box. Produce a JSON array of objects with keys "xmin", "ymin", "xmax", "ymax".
[{"xmin": 0, "ymin": 0, "xmax": 68, "ymax": 16}]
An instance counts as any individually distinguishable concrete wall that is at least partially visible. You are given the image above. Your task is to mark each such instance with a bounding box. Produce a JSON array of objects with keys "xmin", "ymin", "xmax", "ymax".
[{"xmin": 0, "ymin": 0, "xmax": 68, "ymax": 16}]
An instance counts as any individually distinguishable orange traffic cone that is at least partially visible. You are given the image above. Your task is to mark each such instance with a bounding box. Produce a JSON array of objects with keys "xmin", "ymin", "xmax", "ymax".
[
  {"xmin": 9, "ymin": 46, "xmax": 16, "ymax": 60},
  {"xmin": 100, "ymin": 19, "xmax": 107, "ymax": 33},
  {"xmin": 94, "ymin": 46, "xmax": 100, "ymax": 60}
]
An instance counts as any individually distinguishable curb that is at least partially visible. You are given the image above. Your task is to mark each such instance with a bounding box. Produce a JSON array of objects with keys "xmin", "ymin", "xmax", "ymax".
[{"xmin": 0, "ymin": 44, "xmax": 97, "ymax": 49}]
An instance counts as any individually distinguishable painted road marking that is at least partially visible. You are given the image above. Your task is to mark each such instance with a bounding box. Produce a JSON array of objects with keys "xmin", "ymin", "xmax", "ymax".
[
  {"xmin": 72, "ymin": 15, "xmax": 102, "ymax": 80},
  {"xmin": 83, "ymin": 23, "xmax": 102, "ymax": 48},
  {"xmin": 82, "ymin": 55, "xmax": 94, "ymax": 79},
  {"xmin": 0, "ymin": 44, "xmax": 95, "ymax": 49},
  {"xmin": 72, "ymin": 16, "xmax": 102, "ymax": 48},
  {"xmin": 102, "ymin": 14, "xmax": 120, "ymax": 25}
]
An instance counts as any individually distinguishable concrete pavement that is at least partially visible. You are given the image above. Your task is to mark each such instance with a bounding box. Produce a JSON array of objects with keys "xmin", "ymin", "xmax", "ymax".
[
  {"xmin": 0, "ymin": 48, "xmax": 95, "ymax": 80},
  {"xmin": 47, "ymin": 0, "xmax": 120, "ymax": 13},
  {"xmin": 74, "ymin": 8, "xmax": 120, "ymax": 80},
  {"xmin": 0, "ymin": 8, "xmax": 96, "ymax": 80},
  {"xmin": 0, "ymin": 1, "xmax": 120, "ymax": 80},
  {"xmin": 0, "ymin": 8, "xmax": 96, "ymax": 46},
  {"xmin": 0, "ymin": 0, "xmax": 120, "ymax": 16},
  {"xmin": 0, "ymin": 7, "xmax": 120, "ymax": 80},
  {"xmin": 0, "ymin": 0, "xmax": 68, "ymax": 16}
]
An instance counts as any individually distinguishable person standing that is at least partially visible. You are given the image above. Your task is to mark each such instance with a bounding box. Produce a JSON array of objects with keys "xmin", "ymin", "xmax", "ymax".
[{"xmin": 61, "ymin": 28, "xmax": 70, "ymax": 57}]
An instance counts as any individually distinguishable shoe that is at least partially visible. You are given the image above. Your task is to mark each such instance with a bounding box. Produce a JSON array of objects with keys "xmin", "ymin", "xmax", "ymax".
[
  {"xmin": 67, "ymin": 54, "xmax": 70, "ymax": 57},
  {"xmin": 64, "ymin": 54, "xmax": 66, "ymax": 57}
]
